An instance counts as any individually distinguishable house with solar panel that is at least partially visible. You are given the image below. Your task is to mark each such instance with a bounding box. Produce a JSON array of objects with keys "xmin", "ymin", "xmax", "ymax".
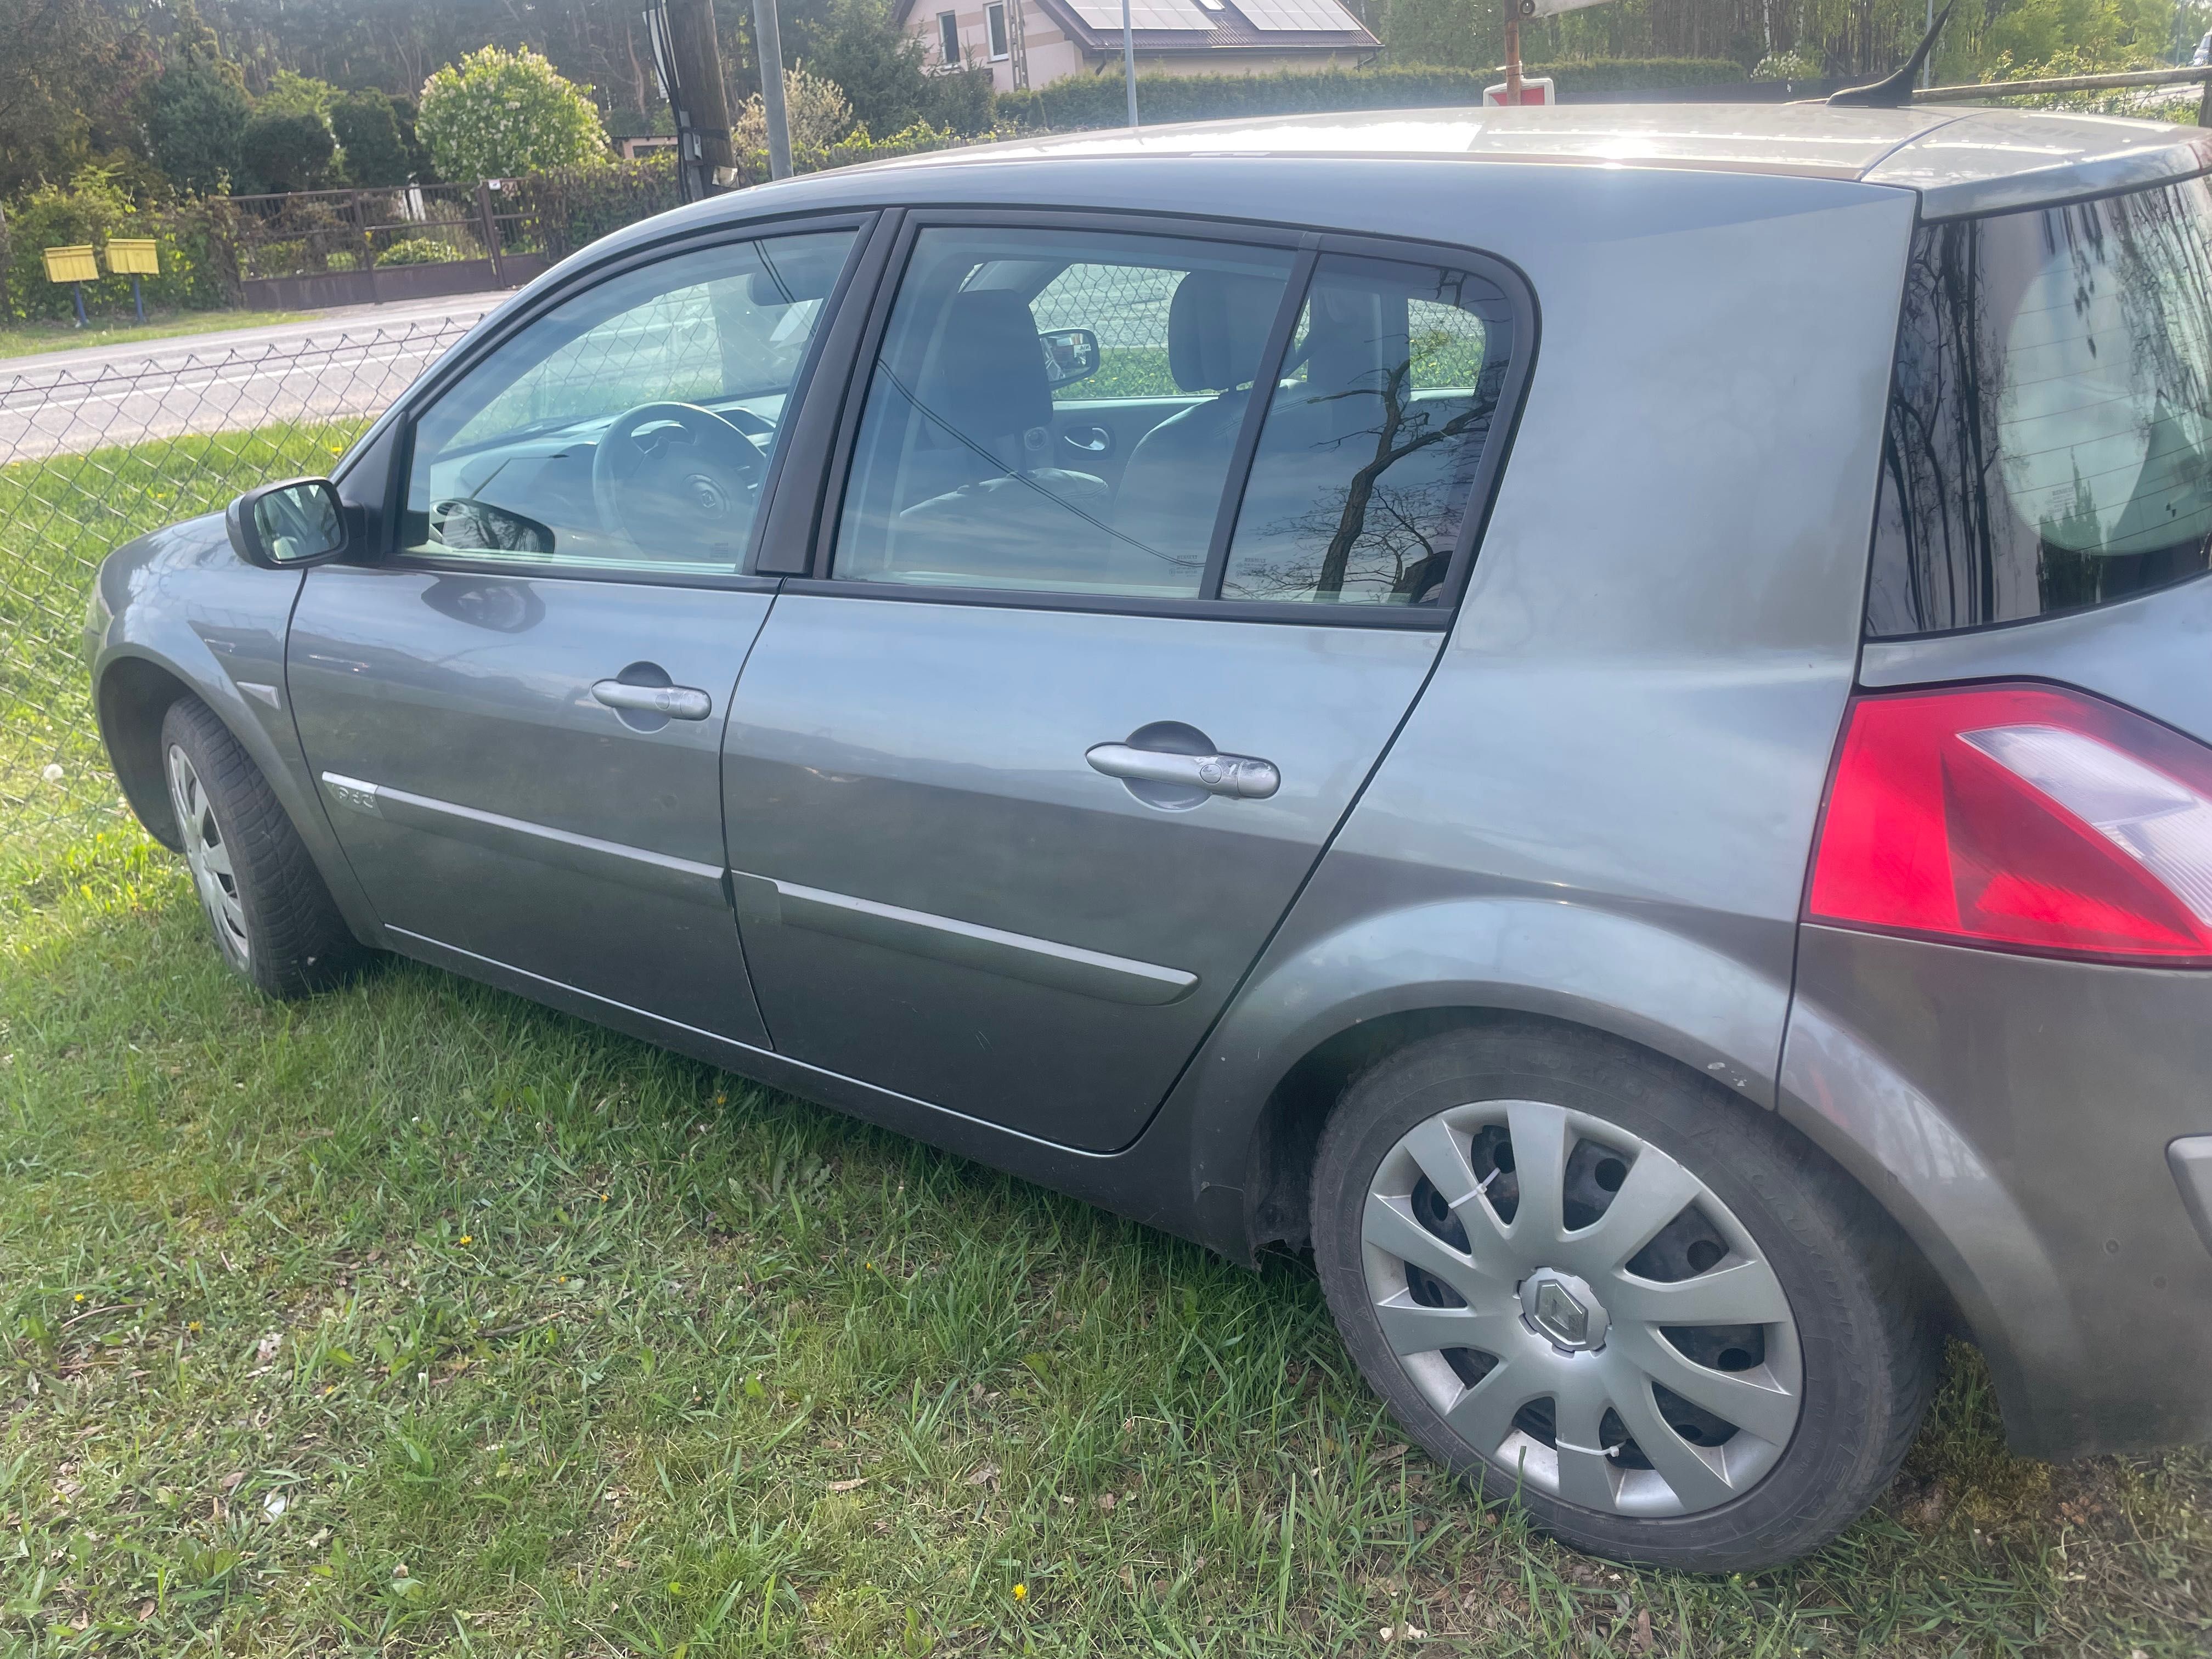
[{"xmin": 898, "ymin": 0, "xmax": 1379, "ymax": 93}]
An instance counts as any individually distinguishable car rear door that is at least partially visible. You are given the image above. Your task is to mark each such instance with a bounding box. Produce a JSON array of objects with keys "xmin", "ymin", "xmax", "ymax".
[
  {"xmin": 722, "ymin": 214, "xmax": 1532, "ymax": 1150},
  {"xmin": 289, "ymin": 218, "xmax": 874, "ymax": 1046}
]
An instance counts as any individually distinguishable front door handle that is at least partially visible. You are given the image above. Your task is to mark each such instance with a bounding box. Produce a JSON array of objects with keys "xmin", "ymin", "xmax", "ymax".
[
  {"xmin": 1086, "ymin": 742, "xmax": 1279, "ymax": 799},
  {"xmin": 591, "ymin": 679, "xmax": 713, "ymax": 721}
]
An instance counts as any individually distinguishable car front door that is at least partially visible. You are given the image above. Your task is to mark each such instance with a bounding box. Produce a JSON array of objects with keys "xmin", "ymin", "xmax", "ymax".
[
  {"xmin": 289, "ymin": 220, "xmax": 868, "ymax": 1046},
  {"xmin": 723, "ymin": 218, "xmax": 1530, "ymax": 1149}
]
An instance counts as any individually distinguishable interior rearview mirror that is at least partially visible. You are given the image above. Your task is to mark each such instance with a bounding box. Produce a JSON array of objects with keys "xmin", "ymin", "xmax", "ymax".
[
  {"xmin": 226, "ymin": 478, "xmax": 349, "ymax": 568},
  {"xmin": 1039, "ymin": 327, "xmax": 1101, "ymax": 390}
]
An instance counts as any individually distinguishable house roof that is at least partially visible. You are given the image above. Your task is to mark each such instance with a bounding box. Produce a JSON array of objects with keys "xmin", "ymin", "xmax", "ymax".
[{"xmin": 894, "ymin": 0, "xmax": 1376, "ymax": 55}]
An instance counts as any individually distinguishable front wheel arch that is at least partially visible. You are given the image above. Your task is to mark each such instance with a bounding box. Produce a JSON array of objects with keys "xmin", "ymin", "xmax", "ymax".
[{"xmin": 96, "ymin": 655, "xmax": 196, "ymax": 850}]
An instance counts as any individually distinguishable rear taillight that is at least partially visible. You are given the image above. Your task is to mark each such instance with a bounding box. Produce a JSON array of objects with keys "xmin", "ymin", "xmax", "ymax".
[{"xmin": 1806, "ymin": 683, "xmax": 2212, "ymax": 967}]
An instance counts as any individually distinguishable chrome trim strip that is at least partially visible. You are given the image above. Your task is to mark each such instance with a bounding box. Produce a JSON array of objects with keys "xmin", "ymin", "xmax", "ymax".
[
  {"xmin": 730, "ymin": 870, "xmax": 1198, "ymax": 1006},
  {"xmin": 323, "ymin": 772, "xmax": 723, "ymax": 906}
]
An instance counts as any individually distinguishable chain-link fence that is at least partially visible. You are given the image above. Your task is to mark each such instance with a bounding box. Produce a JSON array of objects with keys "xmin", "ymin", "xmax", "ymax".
[{"xmin": 1, "ymin": 314, "xmax": 482, "ymax": 865}]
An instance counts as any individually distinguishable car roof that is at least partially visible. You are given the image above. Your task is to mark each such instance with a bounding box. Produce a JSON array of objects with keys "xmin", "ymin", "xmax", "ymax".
[{"xmin": 851, "ymin": 102, "xmax": 2212, "ymax": 219}]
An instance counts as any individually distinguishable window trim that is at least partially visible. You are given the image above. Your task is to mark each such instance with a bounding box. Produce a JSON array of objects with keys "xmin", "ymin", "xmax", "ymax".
[
  {"xmin": 792, "ymin": 206, "xmax": 1539, "ymax": 629},
  {"xmin": 939, "ymin": 9, "xmax": 962, "ymax": 64},
  {"xmin": 985, "ymin": 2, "xmax": 1010, "ymax": 60},
  {"xmin": 375, "ymin": 209, "xmax": 888, "ymax": 592}
]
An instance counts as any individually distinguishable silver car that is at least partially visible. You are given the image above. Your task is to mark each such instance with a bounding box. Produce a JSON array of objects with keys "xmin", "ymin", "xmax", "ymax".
[{"xmin": 85, "ymin": 104, "xmax": 2212, "ymax": 1571}]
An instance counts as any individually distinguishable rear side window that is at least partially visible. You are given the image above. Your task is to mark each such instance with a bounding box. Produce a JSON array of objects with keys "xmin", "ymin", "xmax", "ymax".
[{"xmin": 1868, "ymin": 178, "xmax": 2212, "ymax": 637}]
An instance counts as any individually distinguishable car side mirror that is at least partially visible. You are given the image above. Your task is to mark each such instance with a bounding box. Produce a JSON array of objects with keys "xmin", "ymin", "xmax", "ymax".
[
  {"xmin": 226, "ymin": 478, "xmax": 350, "ymax": 569},
  {"xmin": 1039, "ymin": 327, "xmax": 1101, "ymax": 391}
]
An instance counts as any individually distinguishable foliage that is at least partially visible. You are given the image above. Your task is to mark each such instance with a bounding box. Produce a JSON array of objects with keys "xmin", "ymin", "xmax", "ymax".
[
  {"xmin": 256, "ymin": 67, "xmax": 341, "ymax": 122},
  {"xmin": 144, "ymin": 56, "xmax": 251, "ymax": 198},
  {"xmin": 239, "ymin": 109, "xmax": 338, "ymax": 195},
  {"xmin": 0, "ymin": 0, "xmax": 155, "ymax": 199},
  {"xmin": 1753, "ymin": 48, "xmax": 1825, "ymax": 80},
  {"xmin": 735, "ymin": 65, "xmax": 855, "ymax": 155},
  {"xmin": 375, "ymin": 235, "xmax": 464, "ymax": 267},
  {"xmin": 994, "ymin": 61, "xmax": 1745, "ymax": 131},
  {"xmin": 804, "ymin": 0, "xmax": 996, "ymax": 137},
  {"xmin": 332, "ymin": 89, "xmax": 415, "ymax": 188},
  {"xmin": 416, "ymin": 45, "xmax": 609, "ymax": 184},
  {"xmin": 504, "ymin": 155, "xmax": 683, "ymax": 259},
  {"xmin": 0, "ymin": 168, "xmax": 234, "ymax": 323}
]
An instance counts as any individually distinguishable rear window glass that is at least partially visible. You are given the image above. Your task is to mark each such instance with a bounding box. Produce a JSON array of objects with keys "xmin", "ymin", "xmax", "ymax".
[{"xmin": 1867, "ymin": 177, "xmax": 2212, "ymax": 637}]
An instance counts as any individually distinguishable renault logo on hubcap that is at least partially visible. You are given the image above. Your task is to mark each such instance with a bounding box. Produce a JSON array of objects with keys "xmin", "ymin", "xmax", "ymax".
[{"xmin": 1521, "ymin": 1268, "xmax": 1609, "ymax": 1353}]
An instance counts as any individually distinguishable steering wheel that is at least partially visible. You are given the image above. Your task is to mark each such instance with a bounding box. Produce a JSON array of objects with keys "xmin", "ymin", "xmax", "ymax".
[{"xmin": 590, "ymin": 401, "xmax": 766, "ymax": 556}]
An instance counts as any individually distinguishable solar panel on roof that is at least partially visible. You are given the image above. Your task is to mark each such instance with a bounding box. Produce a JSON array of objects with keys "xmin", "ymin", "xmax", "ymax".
[
  {"xmin": 1064, "ymin": 0, "xmax": 1217, "ymax": 28},
  {"xmin": 1231, "ymin": 0, "xmax": 1362, "ymax": 29}
]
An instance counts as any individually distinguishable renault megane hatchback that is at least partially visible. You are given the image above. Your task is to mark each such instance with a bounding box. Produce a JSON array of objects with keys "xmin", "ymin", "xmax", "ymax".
[{"xmin": 86, "ymin": 103, "xmax": 2212, "ymax": 1571}]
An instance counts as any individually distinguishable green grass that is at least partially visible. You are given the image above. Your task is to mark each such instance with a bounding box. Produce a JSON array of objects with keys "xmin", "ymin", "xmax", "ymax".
[
  {"xmin": 0, "ymin": 312, "xmax": 309, "ymax": 362},
  {"xmin": 0, "ymin": 831, "xmax": 2208, "ymax": 1655},
  {"xmin": 2, "ymin": 429, "xmax": 2209, "ymax": 1654}
]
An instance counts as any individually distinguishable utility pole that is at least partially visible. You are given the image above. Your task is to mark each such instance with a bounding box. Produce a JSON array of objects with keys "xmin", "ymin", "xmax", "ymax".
[
  {"xmin": 648, "ymin": 0, "xmax": 741, "ymax": 198},
  {"xmin": 1122, "ymin": 0, "xmax": 1139, "ymax": 126},
  {"xmin": 752, "ymin": 0, "xmax": 793, "ymax": 178}
]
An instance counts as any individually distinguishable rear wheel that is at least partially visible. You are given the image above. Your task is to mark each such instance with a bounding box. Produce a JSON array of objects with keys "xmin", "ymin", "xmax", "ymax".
[
  {"xmin": 160, "ymin": 697, "xmax": 363, "ymax": 998},
  {"xmin": 1310, "ymin": 1020, "xmax": 1936, "ymax": 1572}
]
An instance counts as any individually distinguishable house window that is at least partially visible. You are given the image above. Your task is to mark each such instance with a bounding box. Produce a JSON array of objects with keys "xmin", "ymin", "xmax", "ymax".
[
  {"xmin": 985, "ymin": 2, "xmax": 1010, "ymax": 60},
  {"xmin": 937, "ymin": 10, "xmax": 961, "ymax": 64}
]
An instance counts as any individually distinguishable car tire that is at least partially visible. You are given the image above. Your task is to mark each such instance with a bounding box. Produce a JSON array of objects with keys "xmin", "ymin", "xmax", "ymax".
[
  {"xmin": 1310, "ymin": 1019, "xmax": 1937, "ymax": 1573},
  {"xmin": 160, "ymin": 696, "xmax": 365, "ymax": 999}
]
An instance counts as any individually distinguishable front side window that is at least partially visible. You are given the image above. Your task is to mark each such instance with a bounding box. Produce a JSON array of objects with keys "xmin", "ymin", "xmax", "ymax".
[
  {"xmin": 403, "ymin": 228, "xmax": 856, "ymax": 574},
  {"xmin": 1869, "ymin": 179, "xmax": 2212, "ymax": 636}
]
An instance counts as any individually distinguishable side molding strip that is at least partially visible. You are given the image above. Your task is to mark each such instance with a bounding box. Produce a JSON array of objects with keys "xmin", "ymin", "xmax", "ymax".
[
  {"xmin": 729, "ymin": 870, "xmax": 1198, "ymax": 1007},
  {"xmin": 318, "ymin": 772, "xmax": 724, "ymax": 907}
]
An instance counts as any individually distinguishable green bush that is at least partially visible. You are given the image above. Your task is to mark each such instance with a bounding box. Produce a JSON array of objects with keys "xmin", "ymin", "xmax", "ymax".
[
  {"xmin": 375, "ymin": 236, "xmax": 468, "ymax": 268},
  {"xmin": 1, "ymin": 170, "xmax": 236, "ymax": 323},
  {"xmin": 994, "ymin": 60, "xmax": 1746, "ymax": 131}
]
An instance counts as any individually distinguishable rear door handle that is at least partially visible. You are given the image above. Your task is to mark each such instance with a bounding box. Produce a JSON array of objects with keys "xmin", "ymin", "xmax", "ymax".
[
  {"xmin": 591, "ymin": 679, "xmax": 713, "ymax": 720},
  {"xmin": 1085, "ymin": 742, "xmax": 1279, "ymax": 799}
]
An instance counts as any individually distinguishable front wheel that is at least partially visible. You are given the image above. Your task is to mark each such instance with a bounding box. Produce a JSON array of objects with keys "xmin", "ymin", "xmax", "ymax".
[
  {"xmin": 1310, "ymin": 1020, "xmax": 1936, "ymax": 1572},
  {"xmin": 160, "ymin": 697, "xmax": 364, "ymax": 998}
]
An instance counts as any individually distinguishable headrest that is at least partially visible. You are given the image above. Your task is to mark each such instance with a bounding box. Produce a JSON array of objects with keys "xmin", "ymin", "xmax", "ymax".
[
  {"xmin": 1168, "ymin": 270, "xmax": 1284, "ymax": 393},
  {"xmin": 917, "ymin": 288, "xmax": 1050, "ymax": 453}
]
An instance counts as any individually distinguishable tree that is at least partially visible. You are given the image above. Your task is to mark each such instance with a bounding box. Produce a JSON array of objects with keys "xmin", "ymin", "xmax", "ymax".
[
  {"xmin": 239, "ymin": 108, "xmax": 337, "ymax": 193},
  {"xmin": 256, "ymin": 68, "xmax": 341, "ymax": 122},
  {"xmin": 0, "ymin": 0, "xmax": 156, "ymax": 198},
  {"xmin": 416, "ymin": 45, "xmax": 609, "ymax": 183},
  {"xmin": 803, "ymin": 0, "xmax": 992, "ymax": 136},
  {"xmin": 734, "ymin": 65, "xmax": 853, "ymax": 155},
  {"xmin": 332, "ymin": 89, "xmax": 415, "ymax": 186},
  {"xmin": 145, "ymin": 57, "xmax": 251, "ymax": 196}
]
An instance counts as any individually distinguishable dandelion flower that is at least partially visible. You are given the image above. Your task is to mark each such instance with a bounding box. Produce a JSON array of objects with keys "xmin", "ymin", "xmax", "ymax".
[
  {"xmin": 1012, "ymin": 1583, "xmax": 1027, "ymax": 1601},
  {"xmin": 458, "ymin": 1235, "xmax": 472, "ymax": 1246}
]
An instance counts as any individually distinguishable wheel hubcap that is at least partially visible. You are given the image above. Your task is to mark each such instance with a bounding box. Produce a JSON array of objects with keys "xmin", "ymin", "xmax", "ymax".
[
  {"xmin": 1360, "ymin": 1098, "xmax": 1801, "ymax": 1518},
  {"xmin": 165, "ymin": 743, "xmax": 248, "ymax": 967}
]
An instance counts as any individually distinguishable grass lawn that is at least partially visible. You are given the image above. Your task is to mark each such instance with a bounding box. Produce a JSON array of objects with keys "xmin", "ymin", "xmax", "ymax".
[
  {"xmin": 0, "ymin": 312, "xmax": 309, "ymax": 363},
  {"xmin": 2, "ymin": 427, "xmax": 2209, "ymax": 1654}
]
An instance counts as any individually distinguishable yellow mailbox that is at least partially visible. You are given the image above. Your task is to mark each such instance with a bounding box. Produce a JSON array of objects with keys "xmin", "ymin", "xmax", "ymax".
[
  {"xmin": 105, "ymin": 239, "xmax": 159, "ymax": 275},
  {"xmin": 41, "ymin": 245, "xmax": 98, "ymax": 283}
]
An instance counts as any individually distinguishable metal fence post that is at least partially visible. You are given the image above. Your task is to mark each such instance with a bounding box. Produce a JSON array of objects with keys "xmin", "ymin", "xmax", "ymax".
[
  {"xmin": 355, "ymin": 189, "xmax": 381, "ymax": 304},
  {"xmin": 476, "ymin": 180, "xmax": 507, "ymax": 287}
]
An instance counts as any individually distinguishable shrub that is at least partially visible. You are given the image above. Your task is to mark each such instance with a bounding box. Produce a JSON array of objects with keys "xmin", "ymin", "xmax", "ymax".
[
  {"xmin": 145, "ymin": 57, "xmax": 250, "ymax": 195},
  {"xmin": 804, "ymin": 0, "xmax": 996, "ymax": 137},
  {"xmin": 504, "ymin": 157, "xmax": 682, "ymax": 258},
  {"xmin": 1, "ymin": 169, "xmax": 235, "ymax": 323},
  {"xmin": 375, "ymin": 235, "xmax": 469, "ymax": 267},
  {"xmin": 334, "ymin": 90, "xmax": 415, "ymax": 187},
  {"xmin": 417, "ymin": 46, "xmax": 609, "ymax": 184},
  {"xmin": 736, "ymin": 67, "xmax": 855, "ymax": 155},
  {"xmin": 239, "ymin": 109, "xmax": 337, "ymax": 195},
  {"xmin": 993, "ymin": 60, "xmax": 1747, "ymax": 131}
]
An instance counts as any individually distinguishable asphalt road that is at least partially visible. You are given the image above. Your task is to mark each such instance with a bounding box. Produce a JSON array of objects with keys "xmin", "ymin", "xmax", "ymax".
[{"xmin": 0, "ymin": 294, "xmax": 506, "ymax": 464}]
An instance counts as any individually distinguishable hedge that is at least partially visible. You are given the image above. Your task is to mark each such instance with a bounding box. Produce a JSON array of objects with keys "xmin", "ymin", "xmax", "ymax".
[
  {"xmin": 1, "ymin": 176, "xmax": 237, "ymax": 325},
  {"xmin": 992, "ymin": 60, "xmax": 1746, "ymax": 131}
]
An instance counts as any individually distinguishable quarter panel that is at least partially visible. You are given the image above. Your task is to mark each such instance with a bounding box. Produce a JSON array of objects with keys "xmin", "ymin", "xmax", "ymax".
[{"xmin": 1782, "ymin": 926, "xmax": 2212, "ymax": 1458}]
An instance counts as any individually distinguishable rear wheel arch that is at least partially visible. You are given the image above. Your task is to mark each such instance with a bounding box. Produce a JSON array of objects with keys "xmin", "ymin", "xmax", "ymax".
[{"xmin": 1237, "ymin": 1004, "xmax": 1953, "ymax": 1331}]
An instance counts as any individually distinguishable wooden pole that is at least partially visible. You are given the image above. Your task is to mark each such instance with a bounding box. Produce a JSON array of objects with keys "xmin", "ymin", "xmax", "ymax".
[{"xmin": 1504, "ymin": 14, "xmax": 1523, "ymax": 104}]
